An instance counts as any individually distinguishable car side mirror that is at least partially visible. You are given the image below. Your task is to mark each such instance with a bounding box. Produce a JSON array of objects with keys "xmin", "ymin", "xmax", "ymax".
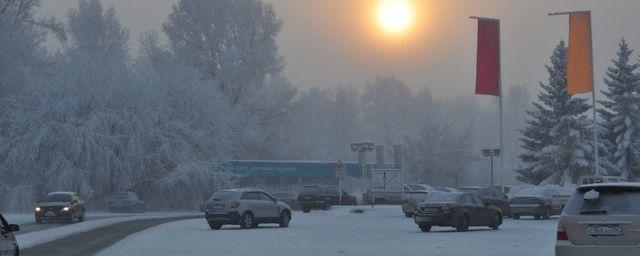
[{"xmin": 9, "ymin": 224, "xmax": 19, "ymax": 232}]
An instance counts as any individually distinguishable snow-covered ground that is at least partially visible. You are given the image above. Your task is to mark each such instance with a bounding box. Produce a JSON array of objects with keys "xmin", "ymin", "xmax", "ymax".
[
  {"xmin": 16, "ymin": 211, "xmax": 199, "ymax": 249},
  {"xmin": 97, "ymin": 206, "xmax": 557, "ymax": 256},
  {"xmin": 2, "ymin": 212, "xmax": 136, "ymax": 225}
]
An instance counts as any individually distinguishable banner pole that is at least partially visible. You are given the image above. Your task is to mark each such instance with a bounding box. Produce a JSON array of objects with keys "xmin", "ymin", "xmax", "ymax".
[
  {"xmin": 588, "ymin": 11, "xmax": 599, "ymax": 177},
  {"xmin": 497, "ymin": 20, "xmax": 505, "ymax": 190}
]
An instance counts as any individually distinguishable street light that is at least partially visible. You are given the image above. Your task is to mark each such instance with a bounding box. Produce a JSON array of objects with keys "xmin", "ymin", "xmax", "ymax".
[{"xmin": 482, "ymin": 148, "xmax": 501, "ymax": 186}]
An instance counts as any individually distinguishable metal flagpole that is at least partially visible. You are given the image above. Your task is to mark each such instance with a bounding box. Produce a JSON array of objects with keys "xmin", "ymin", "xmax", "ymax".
[
  {"xmin": 470, "ymin": 16, "xmax": 504, "ymax": 188},
  {"xmin": 548, "ymin": 10, "xmax": 599, "ymax": 177}
]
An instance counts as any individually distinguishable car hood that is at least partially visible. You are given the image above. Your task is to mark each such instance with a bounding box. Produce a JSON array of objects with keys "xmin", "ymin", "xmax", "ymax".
[{"xmin": 38, "ymin": 202, "xmax": 71, "ymax": 207}]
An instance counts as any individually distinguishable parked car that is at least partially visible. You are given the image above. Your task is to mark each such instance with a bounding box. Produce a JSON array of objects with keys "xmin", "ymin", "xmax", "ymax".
[
  {"xmin": 401, "ymin": 191, "xmax": 435, "ymax": 218},
  {"xmin": 297, "ymin": 185, "xmax": 357, "ymax": 212},
  {"xmin": 435, "ymin": 187, "xmax": 459, "ymax": 193},
  {"xmin": 204, "ymin": 188, "xmax": 292, "ymax": 230},
  {"xmin": 0, "ymin": 213, "xmax": 20, "ymax": 256},
  {"xmin": 510, "ymin": 186, "xmax": 560, "ymax": 219},
  {"xmin": 365, "ymin": 184, "xmax": 436, "ymax": 205},
  {"xmin": 579, "ymin": 175, "xmax": 628, "ymax": 185},
  {"xmin": 556, "ymin": 182, "xmax": 640, "ymax": 256},
  {"xmin": 34, "ymin": 192, "xmax": 86, "ymax": 224},
  {"xmin": 271, "ymin": 192, "xmax": 300, "ymax": 210},
  {"xmin": 459, "ymin": 186, "xmax": 511, "ymax": 217},
  {"xmin": 413, "ymin": 192, "xmax": 502, "ymax": 232},
  {"xmin": 107, "ymin": 192, "xmax": 145, "ymax": 213}
]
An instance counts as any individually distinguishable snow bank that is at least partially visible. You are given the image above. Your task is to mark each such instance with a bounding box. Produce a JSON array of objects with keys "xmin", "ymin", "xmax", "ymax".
[
  {"xmin": 16, "ymin": 212, "xmax": 199, "ymax": 249},
  {"xmin": 97, "ymin": 206, "xmax": 558, "ymax": 256}
]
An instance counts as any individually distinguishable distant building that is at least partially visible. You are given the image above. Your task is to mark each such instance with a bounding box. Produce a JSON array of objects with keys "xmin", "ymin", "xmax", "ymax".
[{"xmin": 222, "ymin": 160, "xmax": 383, "ymax": 192}]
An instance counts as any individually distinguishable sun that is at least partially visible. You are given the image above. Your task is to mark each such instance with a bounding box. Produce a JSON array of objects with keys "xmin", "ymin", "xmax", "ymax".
[{"xmin": 376, "ymin": 0, "xmax": 415, "ymax": 35}]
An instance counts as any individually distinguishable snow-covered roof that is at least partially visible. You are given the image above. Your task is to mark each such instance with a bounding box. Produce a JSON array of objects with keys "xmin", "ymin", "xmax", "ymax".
[
  {"xmin": 48, "ymin": 191, "xmax": 77, "ymax": 195},
  {"xmin": 578, "ymin": 182, "xmax": 640, "ymax": 190}
]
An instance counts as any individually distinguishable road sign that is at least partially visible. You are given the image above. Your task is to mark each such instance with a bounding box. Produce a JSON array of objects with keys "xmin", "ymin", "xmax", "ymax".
[
  {"xmin": 371, "ymin": 169, "xmax": 403, "ymax": 192},
  {"xmin": 335, "ymin": 160, "xmax": 347, "ymax": 177}
]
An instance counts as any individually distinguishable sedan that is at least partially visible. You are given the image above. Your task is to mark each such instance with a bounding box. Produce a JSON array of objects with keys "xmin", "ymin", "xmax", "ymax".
[{"xmin": 414, "ymin": 192, "xmax": 502, "ymax": 232}]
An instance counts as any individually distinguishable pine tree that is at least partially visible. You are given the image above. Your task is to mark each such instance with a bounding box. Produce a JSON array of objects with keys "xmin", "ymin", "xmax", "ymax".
[
  {"xmin": 517, "ymin": 41, "xmax": 607, "ymax": 185},
  {"xmin": 598, "ymin": 39, "xmax": 640, "ymax": 180}
]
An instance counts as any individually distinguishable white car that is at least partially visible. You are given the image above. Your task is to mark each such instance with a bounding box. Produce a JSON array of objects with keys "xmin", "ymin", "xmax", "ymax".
[
  {"xmin": 556, "ymin": 182, "xmax": 640, "ymax": 256},
  {"xmin": 204, "ymin": 188, "xmax": 292, "ymax": 230},
  {"xmin": 0, "ymin": 213, "xmax": 20, "ymax": 256}
]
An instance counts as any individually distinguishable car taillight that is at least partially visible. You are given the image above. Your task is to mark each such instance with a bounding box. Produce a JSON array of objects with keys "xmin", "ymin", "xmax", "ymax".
[
  {"xmin": 556, "ymin": 225, "xmax": 568, "ymax": 241},
  {"xmin": 230, "ymin": 202, "xmax": 240, "ymax": 209}
]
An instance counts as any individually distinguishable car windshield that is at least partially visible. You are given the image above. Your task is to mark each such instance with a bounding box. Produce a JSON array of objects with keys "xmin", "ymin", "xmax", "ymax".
[
  {"xmin": 425, "ymin": 193, "xmax": 460, "ymax": 203},
  {"xmin": 564, "ymin": 187, "xmax": 640, "ymax": 215},
  {"xmin": 208, "ymin": 191, "xmax": 235, "ymax": 201},
  {"xmin": 44, "ymin": 194, "xmax": 72, "ymax": 202},
  {"xmin": 301, "ymin": 186, "xmax": 321, "ymax": 193},
  {"xmin": 272, "ymin": 193, "xmax": 295, "ymax": 199},
  {"xmin": 459, "ymin": 188, "xmax": 480, "ymax": 195}
]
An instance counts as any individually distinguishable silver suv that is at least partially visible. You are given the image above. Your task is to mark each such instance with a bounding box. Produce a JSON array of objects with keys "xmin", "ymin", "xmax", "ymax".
[
  {"xmin": 204, "ymin": 188, "xmax": 292, "ymax": 230},
  {"xmin": 556, "ymin": 182, "xmax": 640, "ymax": 256}
]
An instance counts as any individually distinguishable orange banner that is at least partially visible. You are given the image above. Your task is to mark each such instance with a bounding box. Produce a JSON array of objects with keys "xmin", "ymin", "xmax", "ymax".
[{"xmin": 567, "ymin": 12, "xmax": 593, "ymax": 94}]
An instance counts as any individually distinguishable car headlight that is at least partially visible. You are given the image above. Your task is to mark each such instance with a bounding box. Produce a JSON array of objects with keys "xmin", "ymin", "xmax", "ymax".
[
  {"xmin": 62, "ymin": 206, "xmax": 70, "ymax": 211},
  {"xmin": 35, "ymin": 207, "xmax": 41, "ymax": 212}
]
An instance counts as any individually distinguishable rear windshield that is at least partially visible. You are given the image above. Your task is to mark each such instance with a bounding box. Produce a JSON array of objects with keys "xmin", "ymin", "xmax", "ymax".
[
  {"xmin": 425, "ymin": 193, "xmax": 460, "ymax": 203},
  {"xmin": 209, "ymin": 191, "xmax": 235, "ymax": 201},
  {"xmin": 301, "ymin": 186, "xmax": 321, "ymax": 193},
  {"xmin": 459, "ymin": 188, "xmax": 480, "ymax": 195},
  {"xmin": 44, "ymin": 194, "xmax": 72, "ymax": 202},
  {"xmin": 564, "ymin": 188, "xmax": 640, "ymax": 215}
]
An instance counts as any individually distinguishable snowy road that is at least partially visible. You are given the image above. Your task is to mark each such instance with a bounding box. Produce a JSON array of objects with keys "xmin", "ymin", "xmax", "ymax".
[{"xmin": 97, "ymin": 206, "xmax": 558, "ymax": 256}]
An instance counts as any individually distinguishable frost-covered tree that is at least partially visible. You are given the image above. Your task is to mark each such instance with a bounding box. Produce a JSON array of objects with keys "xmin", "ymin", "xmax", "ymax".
[
  {"xmin": 362, "ymin": 76, "xmax": 415, "ymax": 145},
  {"xmin": 405, "ymin": 124, "xmax": 475, "ymax": 187},
  {"xmin": 517, "ymin": 41, "xmax": 610, "ymax": 185},
  {"xmin": 163, "ymin": 0, "xmax": 283, "ymax": 104},
  {"xmin": 598, "ymin": 39, "xmax": 640, "ymax": 180},
  {"xmin": 66, "ymin": 0, "xmax": 129, "ymax": 62}
]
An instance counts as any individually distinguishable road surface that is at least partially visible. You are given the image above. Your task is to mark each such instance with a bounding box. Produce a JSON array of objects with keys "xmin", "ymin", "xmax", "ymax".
[{"xmin": 21, "ymin": 215, "xmax": 201, "ymax": 256}]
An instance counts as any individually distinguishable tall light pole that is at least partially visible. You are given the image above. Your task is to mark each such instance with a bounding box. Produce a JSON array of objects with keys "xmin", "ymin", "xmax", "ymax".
[
  {"xmin": 351, "ymin": 142, "xmax": 375, "ymax": 205},
  {"xmin": 482, "ymin": 148, "xmax": 501, "ymax": 186}
]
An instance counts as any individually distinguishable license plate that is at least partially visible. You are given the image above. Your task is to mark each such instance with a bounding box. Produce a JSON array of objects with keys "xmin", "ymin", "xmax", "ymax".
[
  {"xmin": 586, "ymin": 225, "xmax": 622, "ymax": 236},
  {"xmin": 45, "ymin": 211, "xmax": 56, "ymax": 216}
]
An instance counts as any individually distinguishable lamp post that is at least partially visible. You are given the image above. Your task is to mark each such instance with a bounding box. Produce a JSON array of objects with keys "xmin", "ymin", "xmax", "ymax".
[
  {"xmin": 351, "ymin": 142, "xmax": 375, "ymax": 205},
  {"xmin": 482, "ymin": 148, "xmax": 501, "ymax": 186}
]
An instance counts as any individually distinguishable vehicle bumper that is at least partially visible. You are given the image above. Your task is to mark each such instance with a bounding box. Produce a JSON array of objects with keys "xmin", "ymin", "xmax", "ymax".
[
  {"xmin": 555, "ymin": 241, "xmax": 640, "ymax": 256},
  {"xmin": 401, "ymin": 204, "xmax": 415, "ymax": 213},
  {"xmin": 414, "ymin": 213, "xmax": 454, "ymax": 226},
  {"xmin": 511, "ymin": 206, "xmax": 544, "ymax": 216},
  {"xmin": 205, "ymin": 211, "xmax": 241, "ymax": 224},
  {"xmin": 35, "ymin": 211, "xmax": 72, "ymax": 221}
]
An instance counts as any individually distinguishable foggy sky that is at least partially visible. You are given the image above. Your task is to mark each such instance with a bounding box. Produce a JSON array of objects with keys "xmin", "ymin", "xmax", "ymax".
[{"xmin": 39, "ymin": 0, "xmax": 640, "ymax": 98}]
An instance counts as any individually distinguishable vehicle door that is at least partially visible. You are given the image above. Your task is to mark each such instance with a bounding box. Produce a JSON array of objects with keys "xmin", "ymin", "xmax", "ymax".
[
  {"xmin": 241, "ymin": 192, "xmax": 263, "ymax": 216},
  {"xmin": 471, "ymin": 195, "xmax": 492, "ymax": 225},
  {"xmin": 0, "ymin": 215, "xmax": 15, "ymax": 256},
  {"xmin": 259, "ymin": 192, "xmax": 280, "ymax": 218},
  {"xmin": 460, "ymin": 194, "xmax": 479, "ymax": 225}
]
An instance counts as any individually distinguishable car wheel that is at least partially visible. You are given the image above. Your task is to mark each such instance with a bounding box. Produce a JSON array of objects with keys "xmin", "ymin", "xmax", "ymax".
[
  {"xmin": 279, "ymin": 211, "xmax": 291, "ymax": 228},
  {"xmin": 491, "ymin": 214, "xmax": 500, "ymax": 230},
  {"xmin": 419, "ymin": 224, "xmax": 431, "ymax": 232},
  {"xmin": 404, "ymin": 212, "xmax": 413, "ymax": 218},
  {"xmin": 239, "ymin": 212, "xmax": 255, "ymax": 229},
  {"xmin": 322, "ymin": 202, "xmax": 331, "ymax": 211},
  {"xmin": 456, "ymin": 215, "xmax": 469, "ymax": 232},
  {"xmin": 534, "ymin": 214, "xmax": 541, "ymax": 219},
  {"xmin": 543, "ymin": 207, "xmax": 551, "ymax": 219},
  {"xmin": 512, "ymin": 214, "xmax": 520, "ymax": 220},
  {"xmin": 209, "ymin": 222, "xmax": 222, "ymax": 230},
  {"xmin": 301, "ymin": 207, "xmax": 311, "ymax": 213},
  {"xmin": 68, "ymin": 212, "xmax": 75, "ymax": 223},
  {"xmin": 78, "ymin": 212, "xmax": 85, "ymax": 222}
]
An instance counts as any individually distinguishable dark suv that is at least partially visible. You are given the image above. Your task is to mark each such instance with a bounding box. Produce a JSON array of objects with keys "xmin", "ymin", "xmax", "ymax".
[
  {"xmin": 297, "ymin": 185, "xmax": 357, "ymax": 213},
  {"xmin": 459, "ymin": 186, "xmax": 511, "ymax": 217},
  {"xmin": 34, "ymin": 192, "xmax": 86, "ymax": 223}
]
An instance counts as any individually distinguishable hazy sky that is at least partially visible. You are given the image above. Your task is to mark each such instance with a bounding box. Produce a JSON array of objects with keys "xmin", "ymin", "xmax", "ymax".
[{"xmin": 39, "ymin": 0, "xmax": 640, "ymax": 98}]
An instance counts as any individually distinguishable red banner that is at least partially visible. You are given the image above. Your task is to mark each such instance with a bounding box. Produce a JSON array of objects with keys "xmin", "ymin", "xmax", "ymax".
[{"xmin": 475, "ymin": 19, "xmax": 500, "ymax": 96}]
